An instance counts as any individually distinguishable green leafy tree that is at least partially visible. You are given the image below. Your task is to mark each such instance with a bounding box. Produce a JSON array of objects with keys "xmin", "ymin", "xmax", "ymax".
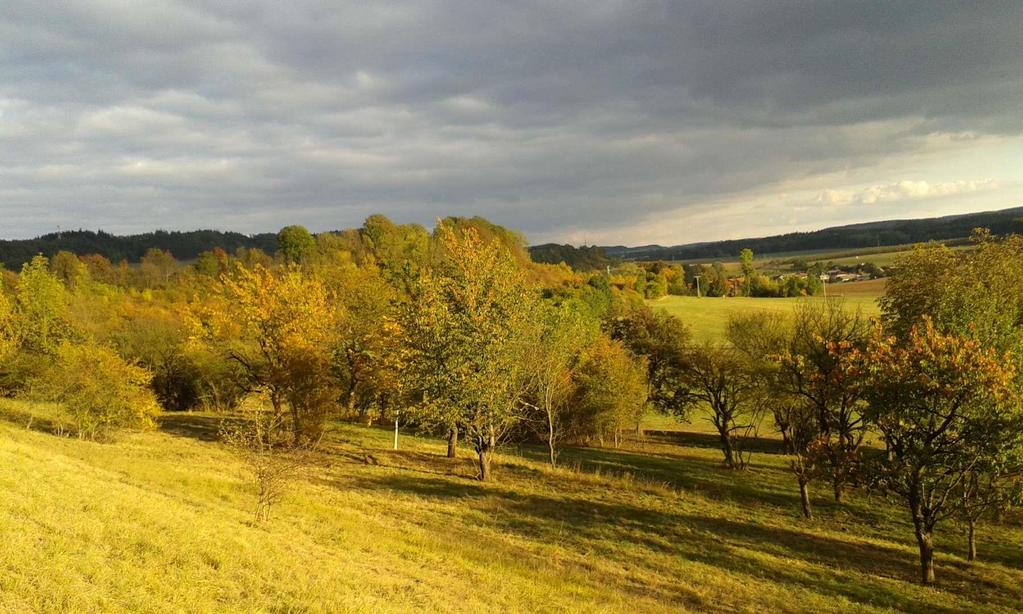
[
  {"xmin": 15, "ymin": 255, "xmax": 73, "ymax": 355},
  {"xmin": 522, "ymin": 302, "xmax": 597, "ymax": 466},
  {"xmin": 739, "ymin": 248, "xmax": 755, "ymax": 296},
  {"xmin": 570, "ymin": 336, "xmax": 648, "ymax": 448},
  {"xmin": 608, "ymin": 307, "xmax": 690, "ymax": 429},
  {"xmin": 399, "ymin": 225, "xmax": 539, "ymax": 480},
  {"xmin": 677, "ymin": 344, "xmax": 765, "ymax": 469},
  {"xmin": 277, "ymin": 225, "xmax": 316, "ymax": 264}
]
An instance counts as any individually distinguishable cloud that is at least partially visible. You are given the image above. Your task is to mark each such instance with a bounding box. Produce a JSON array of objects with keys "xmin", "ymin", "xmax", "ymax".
[
  {"xmin": 817, "ymin": 179, "xmax": 1000, "ymax": 207},
  {"xmin": 1, "ymin": 1, "xmax": 1022, "ymax": 243}
]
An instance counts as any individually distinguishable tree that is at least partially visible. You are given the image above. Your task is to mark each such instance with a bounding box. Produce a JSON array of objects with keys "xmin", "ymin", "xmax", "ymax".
[
  {"xmin": 739, "ymin": 248, "xmax": 755, "ymax": 297},
  {"xmin": 14, "ymin": 255, "xmax": 73, "ymax": 355},
  {"xmin": 522, "ymin": 302, "xmax": 597, "ymax": 466},
  {"xmin": 853, "ymin": 319, "xmax": 1022, "ymax": 583},
  {"xmin": 775, "ymin": 299, "xmax": 869, "ymax": 503},
  {"xmin": 677, "ymin": 344, "xmax": 765, "ymax": 469},
  {"xmin": 27, "ymin": 341, "xmax": 160, "ymax": 440},
  {"xmin": 220, "ymin": 395, "xmax": 316, "ymax": 523},
  {"xmin": 139, "ymin": 248, "xmax": 178, "ymax": 288},
  {"xmin": 727, "ymin": 311, "xmax": 794, "ymax": 451},
  {"xmin": 0, "ymin": 290, "xmax": 17, "ymax": 366},
  {"xmin": 608, "ymin": 307, "xmax": 690, "ymax": 428},
  {"xmin": 881, "ymin": 233, "xmax": 1023, "ymax": 355},
  {"xmin": 953, "ymin": 453, "xmax": 1022, "ymax": 562},
  {"xmin": 49, "ymin": 251, "xmax": 89, "ymax": 289},
  {"xmin": 571, "ymin": 336, "xmax": 648, "ymax": 447},
  {"xmin": 276, "ymin": 225, "xmax": 316, "ymax": 264},
  {"xmin": 194, "ymin": 265, "xmax": 342, "ymax": 442},
  {"xmin": 399, "ymin": 225, "xmax": 539, "ymax": 480}
]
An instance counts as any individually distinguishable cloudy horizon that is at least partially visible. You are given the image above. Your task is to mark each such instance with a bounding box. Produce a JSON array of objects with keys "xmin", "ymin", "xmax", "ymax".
[{"xmin": 2, "ymin": 1, "xmax": 1022, "ymax": 247}]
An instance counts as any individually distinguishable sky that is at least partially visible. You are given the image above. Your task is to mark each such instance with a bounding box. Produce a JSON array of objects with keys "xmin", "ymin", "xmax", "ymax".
[{"xmin": 2, "ymin": 1, "xmax": 1022, "ymax": 247}]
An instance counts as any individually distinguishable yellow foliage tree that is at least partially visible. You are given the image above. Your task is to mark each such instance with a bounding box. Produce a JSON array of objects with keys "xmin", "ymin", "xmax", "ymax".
[
  {"xmin": 30, "ymin": 341, "xmax": 160, "ymax": 440},
  {"xmin": 194, "ymin": 265, "xmax": 342, "ymax": 442}
]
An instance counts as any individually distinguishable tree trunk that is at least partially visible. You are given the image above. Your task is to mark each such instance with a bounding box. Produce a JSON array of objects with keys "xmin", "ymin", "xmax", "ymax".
[
  {"xmin": 798, "ymin": 478, "xmax": 813, "ymax": 520},
  {"xmin": 833, "ymin": 477, "xmax": 843, "ymax": 503},
  {"xmin": 446, "ymin": 427, "xmax": 458, "ymax": 459},
  {"xmin": 475, "ymin": 432, "xmax": 495, "ymax": 481},
  {"xmin": 546, "ymin": 409, "xmax": 558, "ymax": 467},
  {"xmin": 967, "ymin": 518, "xmax": 977, "ymax": 562},
  {"xmin": 717, "ymin": 426, "xmax": 735, "ymax": 468},
  {"xmin": 915, "ymin": 526, "xmax": 935, "ymax": 583}
]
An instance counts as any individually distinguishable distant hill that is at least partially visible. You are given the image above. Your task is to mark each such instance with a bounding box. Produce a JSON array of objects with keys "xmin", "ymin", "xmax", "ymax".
[
  {"xmin": 528, "ymin": 243, "xmax": 617, "ymax": 270},
  {"xmin": 600, "ymin": 206, "xmax": 1023, "ymax": 261},
  {"xmin": 0, "ymin": 229, "xmax": 278, "ymax": 269}
]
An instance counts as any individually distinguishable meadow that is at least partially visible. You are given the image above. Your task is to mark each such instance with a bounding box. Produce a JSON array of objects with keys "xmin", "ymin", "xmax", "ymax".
[
  {"xmin": 649, "ymin": 280, "xmax": 884, "ymax": 343},
  {"xmin": 1, "ymin": 399, "xmax": 1021, "ymax": 613}
]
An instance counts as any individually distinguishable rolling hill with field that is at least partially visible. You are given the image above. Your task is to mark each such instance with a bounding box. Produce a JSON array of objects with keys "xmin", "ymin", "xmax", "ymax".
[{"xmin": 649, "ymin": 280, "xmax": 884, "ymax": 343}]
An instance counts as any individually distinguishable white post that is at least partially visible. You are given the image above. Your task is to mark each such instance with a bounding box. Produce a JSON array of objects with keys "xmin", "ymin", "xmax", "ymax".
[
  {"xmin": 393, "ymin": 415, "xmax": 399, "ymax": 450},
  {"xmin": 695, "ymin": 275, "xmax": 702, "ymax": 297}
]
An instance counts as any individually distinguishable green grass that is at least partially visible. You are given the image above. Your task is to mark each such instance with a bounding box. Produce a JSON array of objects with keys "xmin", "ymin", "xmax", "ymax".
[
  {"xmin": 649, "ymin": 291, "xmax": 883, "ymax": 343},
  {"xmin": 1, "ymin": 400, "xmax": 1021, "ymax": 612}
]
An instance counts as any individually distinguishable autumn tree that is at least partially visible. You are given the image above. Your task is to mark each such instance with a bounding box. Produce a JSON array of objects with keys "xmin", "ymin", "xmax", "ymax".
[
  {"xmin": 139, "ymin": 248, "xmax": 178, "ymax": 288},
  {"xmin": 775, "ymin": 299, "xmax": 869, "ymax": 503},
  {"xmin": 522, "ymin": 302, "xmax": 597, "ymax": 466},
  {"xmin": 570, "ymin": 336, "xmax": 648, "ymax": 447},
  {"xmin": 0, "ymin": 290, "xmax": 17, "ymax": 368},
  {"xmin": 853, "ymin": 319, "xmax": 1023, "ymax": 583},
  {"xmin": 28, "ymin": 341, "xmax": 160, "ymax": 440},
  {"xmin": 14, "ymin": 255, "xmax": 73, "ymax": 355},
  {"xmin": 194, "ymin": 265, "xmax": 342, "ymax": 442},
  {"xmin": 50, "ymin": 251, "xmax": 89, "ymax": 289},
  {"xmin": 399, "ymin": 225, "xmax": 539, "ymax": 480}
]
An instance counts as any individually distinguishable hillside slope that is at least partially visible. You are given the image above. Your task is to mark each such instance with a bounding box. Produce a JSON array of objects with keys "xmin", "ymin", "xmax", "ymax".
[{"xmin": 1, "ymin": 402, "xmax": 1021, "ymax": 612}]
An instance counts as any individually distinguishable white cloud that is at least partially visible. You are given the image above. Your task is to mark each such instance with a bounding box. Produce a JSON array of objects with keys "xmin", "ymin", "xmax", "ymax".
[{"xmin": 816, "ymin": 179, "xmax": 999, "ymax": 207}]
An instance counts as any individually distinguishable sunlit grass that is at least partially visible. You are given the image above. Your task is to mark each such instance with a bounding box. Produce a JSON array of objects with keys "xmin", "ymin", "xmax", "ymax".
[
  {"xmin": 1, "ymin": 399, "xmax": 1020, "ymax": 612},
  {"xmin": 650, "ymin": 291, "xmax": 882, "ymax": 343}
]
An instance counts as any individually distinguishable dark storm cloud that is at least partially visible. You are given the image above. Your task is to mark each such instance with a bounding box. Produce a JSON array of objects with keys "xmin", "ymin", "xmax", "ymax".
[{"xmin": 1, "ymin": 1, "xmax": 1022, "ymax": 242}]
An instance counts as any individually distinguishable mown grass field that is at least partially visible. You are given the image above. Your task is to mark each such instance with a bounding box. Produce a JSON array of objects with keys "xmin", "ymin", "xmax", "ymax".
[
  {"xmin": 649, "ymin": 281, "xmax": 883, "ymax": 343},
  {"xmin": 1, "ymin": 400, "xmax": 1021, "ymax": 612}
]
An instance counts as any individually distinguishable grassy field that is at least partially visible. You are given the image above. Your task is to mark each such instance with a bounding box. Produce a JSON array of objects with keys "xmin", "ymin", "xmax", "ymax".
[
  {"xmin": 649, "ymin": 282, "xmax": 883, "ymax": 343},
  {"xmin": 1, "ymin": 400, "xmax": 1021, "ymax": 612}
]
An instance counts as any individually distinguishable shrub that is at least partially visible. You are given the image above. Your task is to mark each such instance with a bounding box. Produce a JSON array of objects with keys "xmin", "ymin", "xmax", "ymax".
[{"xmin": 28, "ymin": 342, "xmax": 160, "ymax": 440}]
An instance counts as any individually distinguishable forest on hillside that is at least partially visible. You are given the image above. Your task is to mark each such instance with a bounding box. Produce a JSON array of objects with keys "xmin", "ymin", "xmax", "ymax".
[{"xmin": 602, "ymin": 206, "xmax": 1023, "ymax": 260}]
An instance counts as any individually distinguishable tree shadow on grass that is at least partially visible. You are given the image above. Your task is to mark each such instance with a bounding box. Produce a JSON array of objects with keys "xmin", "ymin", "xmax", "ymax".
[
  {"xmin": 0, "ymin": 401, "xmax": 67, "ymax": 435},
  {"xmin": 682, "ymin": 515, "xmax": 1023, "ymax": 612},
  {"xmin": 346, "ymin": 470, "xmax": 1022, "ymax": 612},
  {"xmin": 644, "ymin": 429, "xmax": 787, "ymax": 455},
  {"xmin": 157, "ymin": 413, "xmax": 234, "ymax": 442}
]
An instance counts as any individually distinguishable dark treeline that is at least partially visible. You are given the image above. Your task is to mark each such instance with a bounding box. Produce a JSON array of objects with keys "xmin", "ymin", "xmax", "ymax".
[
  {"xmin": 528, "ymin": 243, "xmax": 617, "ymax": 271},
  {"xmin": 0, "ymin": 229, "xmax": 279, "ymax": 269},
  {"xmin": 603, "ymin": 205, "xmax": 1023, "ymax": 260}
]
